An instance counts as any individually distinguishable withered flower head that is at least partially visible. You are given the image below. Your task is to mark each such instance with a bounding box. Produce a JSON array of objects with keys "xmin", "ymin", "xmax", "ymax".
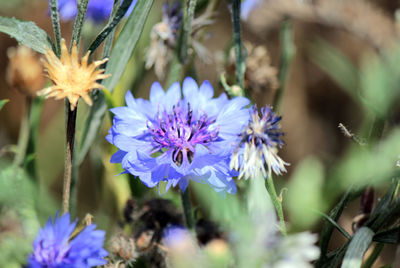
[
  {"xmin": 38, "ymin": 39, "xmax": 110, "ymax": 110},
  {"xmin": 6, "ymin": 45, "xmax": 45, "ymax": 96}
]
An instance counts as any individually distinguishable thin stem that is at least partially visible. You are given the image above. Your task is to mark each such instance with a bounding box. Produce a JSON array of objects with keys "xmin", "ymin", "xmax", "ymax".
[
  {"xmin": 363, "ymin": 243, "xmax": 384, "ymax": 268},
  {"xmin": 232, "ymin": 0, "xmax": 245, "ymax": 90},
  {"xmin": 179, "ymin": 0, "xmax": 198, "ymax": 64},
  {"xmin": 70, "ymin": 0, "xmax": 89, "ymax": 49},
  {"xmin": 180, "ymin": 189, "xmax": 195, "ymax": 230},
  {"xmin": 265, "ymin": 175, "xmax": 287, "ymax": 235},
  {"xmin": 62, "ymin": 107, "xmax": 77, "ymax": 214},
  {"xmin": 26, "ymin": 97, "xmax": 44, "ymax": 182},
  {"xmin": 13, "ymin": 97, "xmax": 32, "ymax": 169},
  {"xmin": 273, "ymin": 20, "xmax": 295, "ymax": 111},
  {"xmin": 49, "ymin": 0, "xmax": 62, "ymax": 57}
]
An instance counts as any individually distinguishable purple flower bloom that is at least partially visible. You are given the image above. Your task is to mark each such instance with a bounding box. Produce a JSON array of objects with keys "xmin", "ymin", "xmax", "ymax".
[
  {"xmin": 106, "ymin": 77, "xmax": 250, "ymax": 194},
  {"xmin": 230, "ymin": 105, "xmax": 288, "ymax": 179},
  {"xmin": 56, "ymin": 0, "xmax": 137, "ymax": 22},
  {"xmin": 27, "ymin": 213, "xmax": 107, "ymax": 268}
]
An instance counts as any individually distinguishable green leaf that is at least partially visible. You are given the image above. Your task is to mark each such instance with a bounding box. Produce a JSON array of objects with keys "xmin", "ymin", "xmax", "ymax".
[
  {"xmin": 0, "ymin": 16, "xmax": 54, "ymax": 54},
  {"xmin": 103, "ymin": 0, "xmax": 154, "ymax": 91},
  {"xmin": 342, "ymin": 227, "xmax": 374, "ymax": 268},
  {"xmin": 0, "ymin": 99, "xmax": 9, "ymax": 111},
  {"xmin": 373, "ymin": 227, "xmax": 400, "ymax": 244},
  {"xmin": 309, "ymin": 38, "xmax": 359, "ymax": 102},
  {"xmin": 88, "ymin": 0, "xmax": 135, "ymax": 54},
  {"xmin": 361, "ymin": 45, "xmax": 400, "ymax": 116},
  {"xmin": 334, "ymin": 128, "xmax": 400, "ymax": 190},
  {"xmin": 286, "ymin": 157, "xmax": 326, "ymax": 229}
]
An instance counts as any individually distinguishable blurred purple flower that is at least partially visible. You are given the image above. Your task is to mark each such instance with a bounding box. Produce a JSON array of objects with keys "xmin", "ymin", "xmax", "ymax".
[
  {"xmin": 230, "ymin": 105, "xmax": 288, "ymax": 179},
  {"xmin": 56, "ymin": 0, "xmax": 137, "ymax": 22},
  {"xmin": 106, "ymin": 77, "xmax": 250, "ymax": 194},
  {"xmin": 27, "ymin": 212, "xmax": 107, "ymax": 268},
  {"xmin": 241, "ymin": 0, "xmax": 261, "ymax": 20}
]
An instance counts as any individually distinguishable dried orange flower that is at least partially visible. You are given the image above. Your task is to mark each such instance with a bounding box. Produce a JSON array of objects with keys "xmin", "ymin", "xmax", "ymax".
[{"xmin": 38, "ymin": 39, "xmax": 110, "ymax": 110}]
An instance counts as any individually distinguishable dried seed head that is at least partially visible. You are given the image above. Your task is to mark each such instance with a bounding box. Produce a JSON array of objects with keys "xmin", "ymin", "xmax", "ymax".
[
  {"xmin": 38, "ymin": 39, "xmax": 110, "ymax": 110},
  {"xmin": 6, "ymin": 45, "xmax": 45, "ymax": 96}
]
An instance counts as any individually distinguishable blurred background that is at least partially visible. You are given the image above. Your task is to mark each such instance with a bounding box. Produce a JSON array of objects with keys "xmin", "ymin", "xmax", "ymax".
[{"xmin": 1, "ymin": 0, "xmax": 400, "ymax": 266}]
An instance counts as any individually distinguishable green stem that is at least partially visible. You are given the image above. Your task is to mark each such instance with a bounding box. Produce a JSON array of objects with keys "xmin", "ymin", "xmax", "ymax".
[
  {"xmin": 49, "ymin": 0, "xmax": 62, "ymax": 57},
  {"xmin": 273, "ymin": 20, "xmax": 295, "ymax": 111},
  {"xmin": 70, "ymin": 0, "xmax": 89, "ymax": 48},
  {"xmin": 179, "ymin": 0, "xmax": 197, "ymax": 64},
  {"xmin": 13, "ymin": 97, "xmax": 32, "ymax": 169},
  {"xmin": 181, "ymin": 189, "xmax": 195, "ymax": 230},
  {"xmin": 62, "ymin": 107, "xmax": 77, "ymax": 214},
  {"xmin": 26, "ymin": 97, "xmax": 44, "ymax": 182},
  {"xmin": 363, "ymin": 243, "xmax": 384, "ymax": 268},
  {"xmin": 232, "ymin": 0, "xmax": 245, "ymax": 90},
  {"xmin": 265, "ymin": 175, "xmax": 287, "ymax": 235}
]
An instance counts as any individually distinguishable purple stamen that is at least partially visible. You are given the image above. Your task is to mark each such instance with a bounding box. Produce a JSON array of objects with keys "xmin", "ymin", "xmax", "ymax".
[{"xmin": 147, "ymin": 101, "xmax": 219, "ymax": 166}]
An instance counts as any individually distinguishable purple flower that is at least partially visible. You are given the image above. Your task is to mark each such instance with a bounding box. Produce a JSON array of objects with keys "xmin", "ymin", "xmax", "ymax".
[
  {"xmin": 230, "ymin": 106, "xmax": 288, "ymax": 179},
  {"xmin": 241, "ymin": 0, "xmax": 262, "ymax": 20},
  {"xmin": 106, "ymin": 77, "xmax": 250, "ymax": 194},
  {"xmin": 56, "ymin": 0, "xmax": 137, "ymax": 22},
  {"xmin": 27, "ymin": 213, "xmax": 107, "ymax": 268}
]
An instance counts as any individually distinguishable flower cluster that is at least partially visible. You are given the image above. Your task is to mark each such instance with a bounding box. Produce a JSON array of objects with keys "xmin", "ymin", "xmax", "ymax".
[
  {"xmin": 230, "ymin": 106, "xmax": 288, "ymax": 179},
  {"xmin": 57, "ymin": 0, "xmax": 137, "ymax": 22},
  {"xmin": 145, "ymin": 2, "xmax": 183, "ymax": 79},
  {"xmin": 107, "ymin": 77, "xmax": 250, "ymax": 194},
  {"xmin": 27, "ymin": 212, "xmax": 107, "ymax": 268}
]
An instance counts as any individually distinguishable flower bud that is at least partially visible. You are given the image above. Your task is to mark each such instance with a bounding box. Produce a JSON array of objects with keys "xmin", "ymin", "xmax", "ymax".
[{"xmin": 6, "ymin": 46, "xmax": 45, "ymax": 96}]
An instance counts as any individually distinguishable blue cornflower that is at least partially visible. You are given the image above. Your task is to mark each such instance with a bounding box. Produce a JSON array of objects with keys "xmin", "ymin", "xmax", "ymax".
[
  {"xmin": 241, "ymin": 0, "xmax": 262, "ymax": 20},
  {"xmin": 57, "ymin": 0, "xmax": 137, "ymax": 22},
  {"xmin": 230, "ymin": 105, "xmax": 288, "ymax": 179},
  {"xmin": 27, "ymin": 213, "xmax": 108, "ymax": 268},
  {"xmin": 106, "ymin": 77, "xmax": 250, "ymax": 194}
]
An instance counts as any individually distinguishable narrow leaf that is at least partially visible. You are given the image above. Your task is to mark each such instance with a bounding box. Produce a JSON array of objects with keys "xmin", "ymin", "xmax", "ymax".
[
  {"xmin": 0, "ymin": 99, "xmax": 9, "ymax": 111},
  {"xmin": 0, "ymin": 16, "xmax": 54, "ymax": 54},
  {"xmin": 88, "ymin": 0, "xmax": 135, "ymax": 54},
  {"xmin": 103, "ymin": 0, "xmax": 154, "ymax": 91},
  {"xmin": 342, "ymin": 227, "xmax": 374, "ymax": 268}
]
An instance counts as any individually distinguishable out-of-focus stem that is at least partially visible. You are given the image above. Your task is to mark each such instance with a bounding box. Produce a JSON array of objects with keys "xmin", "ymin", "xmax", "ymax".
[
  {"xmin": 273, "ymin": 20, "xmax": 295, "ymax": 111},
  {"xmin": 13, "ymin": 97, "xmax": 32, "ymax": 169},
  {"xmin": 265, "ymin": 175, "xmax": 287, "ymax": 236},
  {"xmin": 62, "ymin": 107, "xmax": 77, "ymax": 214},
  {"xmin": 26, "ymin": 97, "xmax": 44, "ymax": 182},
  {"xmin": 232, "ymin": 0, "xmax": 245, "ymax": 90},
  {"xmin": 179, "ymin": 0, "xmax": 198, "ymax": 63},
  {"xmin": 363, "ymin": 243, "xmax": 384, "ymax": 268},
  {"xmin": 181, "ymin": 189, "xmax": 195, "ymax": 230}
]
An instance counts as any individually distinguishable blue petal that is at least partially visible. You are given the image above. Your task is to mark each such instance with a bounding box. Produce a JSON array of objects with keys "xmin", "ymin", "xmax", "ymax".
[
  {"xmin": 164, "ymin": 82, "xmax": 181, "ymax": 109},
  {"xmin": 150, "ymin": 81, "xmax": 165, "ymax": 105},
  {"xmin": 110, "ymin": 150, "xmax": 127, "ymax": 163},
  {"xmin": 182, "ymin": 77, "xmax": 199, "ymax": 102},
  {"xmin": 199, "ymin": 80, "xmax": 214, "ymax": 99}
]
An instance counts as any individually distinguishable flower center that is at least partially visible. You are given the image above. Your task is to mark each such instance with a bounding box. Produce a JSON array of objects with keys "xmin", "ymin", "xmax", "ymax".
[{"xmin": 147, "ymin": 102, "xmax": 219, "ymax": 166}]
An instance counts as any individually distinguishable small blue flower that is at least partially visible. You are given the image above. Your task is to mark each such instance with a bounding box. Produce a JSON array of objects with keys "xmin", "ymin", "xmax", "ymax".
[
  {"xmin": 230, "ymin": 105, "xmax": 288, "ymax": 179},
  {"xmin": 163, "ymin": 226, "xmax": 191, "ymax": 247},
  {"xmin": 241, "ymin": 0, "xmax": 261, "ymax": 20},
  {"xmin": 106, "ymin": 77, "xmax": 250, "ymax": 194},
  {"xmin": 56, "ymin": 0, "xmax": 137, "ymax": 22},
  {"xmin": 27, "ymin": 212, "xmax": 108, "ymax": 268}
]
